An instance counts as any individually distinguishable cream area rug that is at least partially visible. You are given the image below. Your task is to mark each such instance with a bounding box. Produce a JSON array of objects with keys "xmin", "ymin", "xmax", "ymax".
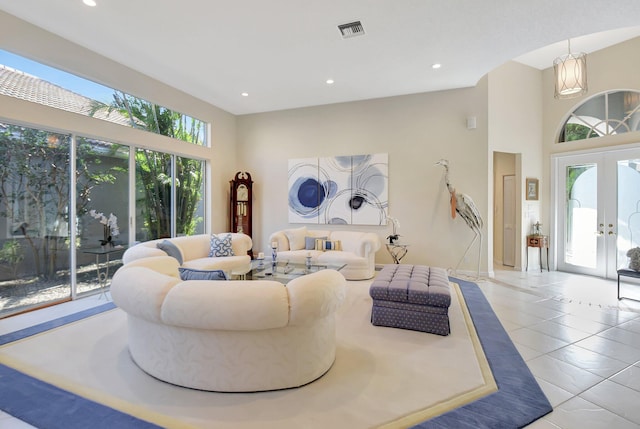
[{"xmin": 0, "ymin": 280, "xmax": 495, "ymax": 429}]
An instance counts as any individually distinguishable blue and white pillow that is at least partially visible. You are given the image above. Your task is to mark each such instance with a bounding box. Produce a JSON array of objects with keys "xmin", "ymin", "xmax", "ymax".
[
  {"xmin": 209, "ymin": 233, "xmax": 234, "ymax": 257},
  {"xmin": 179, "ymin": 267, "xmax": 227, "ymax": 281},
  {"xmin": 315, "ymin": 239, "xmax": 342, "ymax": 251}
]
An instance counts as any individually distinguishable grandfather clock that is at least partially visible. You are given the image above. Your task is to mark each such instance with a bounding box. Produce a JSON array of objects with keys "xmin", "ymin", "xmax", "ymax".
[{"xmin": 230, "ymin": 171, "xmax": 253, "ymax": 238}]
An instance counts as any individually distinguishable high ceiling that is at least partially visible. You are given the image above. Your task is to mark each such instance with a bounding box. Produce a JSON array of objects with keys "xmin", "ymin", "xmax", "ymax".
[{"xmin": 1, "ymin": 0, "xmax": 640, "ymax": 115}]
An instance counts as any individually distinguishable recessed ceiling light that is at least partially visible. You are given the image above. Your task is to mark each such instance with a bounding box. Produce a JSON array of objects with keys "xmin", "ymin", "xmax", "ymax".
[
  {"xmin": 83, "ymin": 0, "xmax": 97, "ymax": 6},
  {"xmin": 432, "ymin": 63, "xmax": 442, "ymax": 69},
  {"xmin": 241, "ymin": 92, "xmax": 249, "ymax": 97},
  {"xmin": 326, "ymin": 79, "xmax": 335, "ymax": 85}
]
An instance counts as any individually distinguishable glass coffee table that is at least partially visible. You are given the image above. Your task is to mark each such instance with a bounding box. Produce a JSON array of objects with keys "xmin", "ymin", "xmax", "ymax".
[{"xmin": 233, "ymin": 259, "xmax": 346, "ymax": 284}]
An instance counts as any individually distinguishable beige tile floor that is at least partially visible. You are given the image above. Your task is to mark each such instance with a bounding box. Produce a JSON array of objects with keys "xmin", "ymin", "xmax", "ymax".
[
  {"xmin": 1, "ymin": 269, "xmax": 640, "ymax": 428},
  {"xmin": 485, "ymin": 267, "xmax": 640, "ymax": 429}
]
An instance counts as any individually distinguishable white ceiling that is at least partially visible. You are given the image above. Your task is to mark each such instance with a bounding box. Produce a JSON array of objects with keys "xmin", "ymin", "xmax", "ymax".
[{"xmin": 1, "ymin": 0, "xmax": 640, "ymax": 115}]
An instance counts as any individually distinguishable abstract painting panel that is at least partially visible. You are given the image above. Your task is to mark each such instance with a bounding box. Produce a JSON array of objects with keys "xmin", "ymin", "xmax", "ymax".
[
  {"xmin": 288, "ymin": 153, "xmax": 388, "ymax": 225},
  {"xmin": 351, "ymin": 153, "xmax": 388, "ymax": 225},
  {"xmin": 288, "ymin": 157, "xmax": 321, "ymax": 224},
  {"xmin": 319, "ymin": 156, "xmax": 352, "ymax": 224}
]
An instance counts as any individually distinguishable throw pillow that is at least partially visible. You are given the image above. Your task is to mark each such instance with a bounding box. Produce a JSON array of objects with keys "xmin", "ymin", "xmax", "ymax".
[
  {"xmin": 284, "ymin": 226, "xmax": 307, "ymax": 251},
  {"xmin": 209, "ymin": 233, "xmax": 235, "ymax": 257},
  {"xmin": 284, "ymin": 226, "xmax": 307, "ymax": 250},
  {"xmin": 156, "ymin": 240, "xmax": 183, "ymax": 265},
  {"xmin": 315, "ymin": 239, "xmax": 342, "ymax": 251},
  {"xmin": 305, "ymin": 236, "xmax": 327, "ymax": 250},
  {"xmin": 179, "ymin": 267, "xmax": 227, "ymax": 281}
]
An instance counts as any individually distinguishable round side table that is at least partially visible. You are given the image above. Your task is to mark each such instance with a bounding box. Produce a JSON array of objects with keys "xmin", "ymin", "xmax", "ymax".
[{"xmin": 385, "ymin": 243, "xmax": 409, "ymax": 264}]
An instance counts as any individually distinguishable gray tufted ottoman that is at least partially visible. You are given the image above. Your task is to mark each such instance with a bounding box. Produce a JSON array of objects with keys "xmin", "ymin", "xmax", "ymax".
[{"xmin": 369, "ymin": 265, "xmax": 451, "ymax": 336}]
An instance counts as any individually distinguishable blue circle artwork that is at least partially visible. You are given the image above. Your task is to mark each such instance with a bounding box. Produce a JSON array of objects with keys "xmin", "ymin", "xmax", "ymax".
[{"xmin": 298, "ymin": 178, "xmax": 323, "ymax": 208}]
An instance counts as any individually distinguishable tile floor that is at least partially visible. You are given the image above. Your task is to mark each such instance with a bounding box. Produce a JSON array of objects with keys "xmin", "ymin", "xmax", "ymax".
[
  {"xmin": 1, "ymin": 269, "xmax": 640, "ymax": 428},
  {"xmin": 485, "ymin": 267, "xmax": 640, "ymax": 429}
]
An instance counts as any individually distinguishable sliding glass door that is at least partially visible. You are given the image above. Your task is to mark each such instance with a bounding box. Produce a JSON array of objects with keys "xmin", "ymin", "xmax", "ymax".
[
  {"xmin": 1, "ymin": 122, "xmax": 207, "ymax": 318},
  {"xmin": 556, "ymin": 148, "xmax": 640, "ymax": 278},
  {"xmin": 75, "ymin": 137, "xmax": 130, "ymax": 297},
  {"xmin": 0, "ymin": 125, "xmax": 72, "ymax": 313}
]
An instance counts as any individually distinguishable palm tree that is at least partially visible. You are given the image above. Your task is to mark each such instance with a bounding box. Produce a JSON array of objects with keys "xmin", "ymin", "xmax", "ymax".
[{"xmin": 91, "ymin": 92, "xmax": 204, "ymax": 238}]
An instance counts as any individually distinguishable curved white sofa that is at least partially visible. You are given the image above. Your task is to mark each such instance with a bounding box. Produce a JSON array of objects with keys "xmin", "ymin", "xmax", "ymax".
[
  {"xmin": 110, "ymin": 255, "xmax": 347, "ymax": 392},
  {"xmin": 123, "ymin": 233, "xmax": 252, "ymax": 272},
  {"xmin": 269, "ymin": 227, "xmax": 381, "ymax": 280}
]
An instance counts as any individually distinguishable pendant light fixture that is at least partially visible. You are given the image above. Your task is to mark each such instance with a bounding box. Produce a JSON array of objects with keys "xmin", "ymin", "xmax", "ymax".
[{"xmin": 553, "ymin": 39, "xmax": 587, "ymax": 99}]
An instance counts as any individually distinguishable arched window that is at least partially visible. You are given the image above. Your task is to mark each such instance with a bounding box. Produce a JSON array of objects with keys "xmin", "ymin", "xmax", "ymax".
[{"xmin": 558, "ymin": 90, "xmax": 640, "ymax": 142}]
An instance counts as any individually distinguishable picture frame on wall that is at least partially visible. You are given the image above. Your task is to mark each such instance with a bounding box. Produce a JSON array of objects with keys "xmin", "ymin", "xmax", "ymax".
[
  {"xmin": 287, "ymin": 153, "xmax": 389, "ymax": 225},
  {"xmin": 526, "ymin": 178, "xmax": 539, "ymax": 200}
]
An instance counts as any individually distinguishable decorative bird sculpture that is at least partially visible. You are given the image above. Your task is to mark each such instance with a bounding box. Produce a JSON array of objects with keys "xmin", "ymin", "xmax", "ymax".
[{"xmin": 435, "ymin": 159, "xmax": 484, "ymax": 277}]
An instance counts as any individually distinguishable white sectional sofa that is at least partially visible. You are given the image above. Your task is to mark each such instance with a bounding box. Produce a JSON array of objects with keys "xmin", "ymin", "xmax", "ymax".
[
  {"xmin": 269, "ymin": 227, "xmax": 381, "ymax": 280},
  {"xmin": 111, "ymin": 254, "xmax": 347, "ymax": 392},
  {"xmin": 122, "ymin": 232, "xmax": 252, "ymax": 272}
]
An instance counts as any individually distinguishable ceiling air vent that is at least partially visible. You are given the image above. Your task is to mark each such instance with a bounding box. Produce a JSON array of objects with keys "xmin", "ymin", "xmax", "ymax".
[{"xmin": 338, "ymin": 21, "xmax": 365, "ymax": 39}]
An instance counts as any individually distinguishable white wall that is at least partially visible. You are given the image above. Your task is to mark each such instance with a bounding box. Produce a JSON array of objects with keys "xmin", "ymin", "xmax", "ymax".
[
  {"xmin": 488, "ymin": 61, "xmax": 544, "ymax": 271},
  {"xmin": 238, "ymin": 82, "xmax": 490, "ymax": 273},
  {"xmin": 0, "ymin": 11, "xmax": 237, "ymax": 233}
]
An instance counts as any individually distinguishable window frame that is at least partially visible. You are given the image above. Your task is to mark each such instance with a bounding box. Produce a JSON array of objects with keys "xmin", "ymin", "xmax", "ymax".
[{"xmin": 558, "ymin": 90, "xmax": 640, "ymax": 143}]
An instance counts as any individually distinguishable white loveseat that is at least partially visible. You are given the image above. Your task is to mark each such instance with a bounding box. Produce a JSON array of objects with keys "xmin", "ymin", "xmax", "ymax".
[
  {"xmin": 111, "ymin": 255, "xmax": 347, "ymax": 392},
  {"xmin": 269, "ymin": 227, "xmax": 381, "ymax": 280},
  {"xmin": 122, "ymin": 233, "xmax": 252, "ymax": 272}
]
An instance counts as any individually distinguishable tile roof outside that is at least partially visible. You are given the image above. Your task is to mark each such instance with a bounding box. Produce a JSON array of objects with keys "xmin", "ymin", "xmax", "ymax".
[{"xmin": 0, "ymin": 65, "xmax": 133, "ymax": 127}]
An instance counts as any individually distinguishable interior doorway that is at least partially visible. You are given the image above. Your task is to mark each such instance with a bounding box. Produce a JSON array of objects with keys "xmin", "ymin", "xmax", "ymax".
[{"xmin": 493, "ymin": 152, "xmax": 517, "ymax": 268}]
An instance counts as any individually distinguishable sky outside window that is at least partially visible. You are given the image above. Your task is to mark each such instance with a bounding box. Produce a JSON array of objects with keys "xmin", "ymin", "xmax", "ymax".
[{"xmin": 0, "ymin": 49, "xmax": 115, "ymax": 103}]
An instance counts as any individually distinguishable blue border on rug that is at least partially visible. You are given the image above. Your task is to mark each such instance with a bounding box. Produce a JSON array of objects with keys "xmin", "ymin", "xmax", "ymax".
[
  {"xmin": 0, "ymin": 302, "xmax": 162, "ymax": 429},
  {"xmin": 0, "ymin": 302, "xmax": 116, "ymax": 346},
  {"xmin": 412, "ymin": 277, "xmax": 553, "ymax": 428},
  {"xmin": 0, "ymin": 279, "xmax": 552, "ymax": 429}
]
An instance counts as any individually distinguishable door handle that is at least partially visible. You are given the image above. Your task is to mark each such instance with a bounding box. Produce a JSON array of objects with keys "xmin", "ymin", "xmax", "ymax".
[
  {"xmin": 608, "ymin": 230, "xmax": 616, "ymax": 236},
  {"xmin": 596, "ymin": 230, "xmax": 604, "ymax": 236}
]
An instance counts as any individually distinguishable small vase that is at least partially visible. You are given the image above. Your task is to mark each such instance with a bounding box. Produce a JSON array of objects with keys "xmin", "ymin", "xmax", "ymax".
[
  {"xmin": 271, "ymin": 246, "xmax": 278, "ymax": 271},
  {"xmin": 100, "ymin": 225, "xmax": 112, "ymax": 246},
  {"xmin": 305, "ymin": 255, "xmax": 312, "ymax": 272}
]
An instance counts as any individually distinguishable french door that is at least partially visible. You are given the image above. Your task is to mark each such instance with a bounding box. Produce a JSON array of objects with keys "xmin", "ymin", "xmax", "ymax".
[{"xmin": 556, "ymin": 148, "xmax": 640, "ymax": 279}]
